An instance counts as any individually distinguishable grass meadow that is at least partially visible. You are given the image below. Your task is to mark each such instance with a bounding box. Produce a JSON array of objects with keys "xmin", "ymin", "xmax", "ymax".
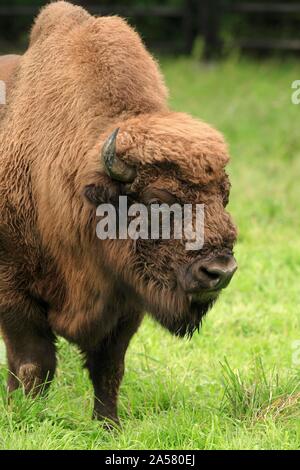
[{"xmin": 0, "ymin": 57, "xmax": 300, "ymax": 450}]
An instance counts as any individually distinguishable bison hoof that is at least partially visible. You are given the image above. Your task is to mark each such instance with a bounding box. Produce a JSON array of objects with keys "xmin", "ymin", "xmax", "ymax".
[
  {"xmin": 102, "ymin": 419, "xmax": 121, "ymax": 432},
  {"xmin": 93, "ymin": 410, "xmax": 120, "ymax": 430},
  {"xmin": 18, "ymin": 363, "xmax": 43, "ymax": 395}
]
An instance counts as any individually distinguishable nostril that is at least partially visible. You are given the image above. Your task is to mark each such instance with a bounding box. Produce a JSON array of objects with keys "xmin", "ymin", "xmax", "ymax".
[
  {"xmin": 205, "ymin": 260, "xmax": 237, "ymax": 288},
  {"xmin": 191, "ymin": 264, "xmax": 221, "ymax": 289},
  {"xmin": 189, "ymin": 255, "xmax": 237, "ymax": 292},
  {"xmin": 201, "ymin": 267, "xmax": 220, "ymax": 282}
]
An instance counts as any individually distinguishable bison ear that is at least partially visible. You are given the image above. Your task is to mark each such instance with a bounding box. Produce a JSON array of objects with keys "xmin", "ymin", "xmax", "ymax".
[
  {"xmin": 101, "ymin": 128, "xmax": 136, "ymax": 183},
  {"xmin": 83, "ymin": 183, "xmax": 120, "ymax": 207}
]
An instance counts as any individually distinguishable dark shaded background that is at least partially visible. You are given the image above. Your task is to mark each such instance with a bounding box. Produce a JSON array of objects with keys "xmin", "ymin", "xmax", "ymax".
[{"xmin": 1, "ymin": 1, "xmax": 300, "ymax": 57}]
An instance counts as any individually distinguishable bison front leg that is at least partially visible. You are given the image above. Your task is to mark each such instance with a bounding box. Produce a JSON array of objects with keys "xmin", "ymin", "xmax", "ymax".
[
  {"xmin": 84, "ymin": 312, "xmax": 143, "ymax": 426},
  {"xmin": 0, "ymin": 302, "xmax": 56, "ymax": 396}
]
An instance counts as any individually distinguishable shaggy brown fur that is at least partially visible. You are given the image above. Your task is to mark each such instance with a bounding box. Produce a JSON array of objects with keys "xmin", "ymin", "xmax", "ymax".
[{"xmin": 0, "ymin": 1, "xmax": 237, "ymax": 424}]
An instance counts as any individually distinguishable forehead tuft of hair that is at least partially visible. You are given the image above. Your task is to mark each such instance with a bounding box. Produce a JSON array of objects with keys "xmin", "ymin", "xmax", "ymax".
[{"xmin": 115, "ymin": 112, "xmax": 229, "ymax": 185}]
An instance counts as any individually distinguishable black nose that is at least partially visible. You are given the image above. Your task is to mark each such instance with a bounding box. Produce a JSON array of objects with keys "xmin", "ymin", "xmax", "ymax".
[{"xmin": 189, "ymin": 255, "xmax": 237, "ymax": 291}]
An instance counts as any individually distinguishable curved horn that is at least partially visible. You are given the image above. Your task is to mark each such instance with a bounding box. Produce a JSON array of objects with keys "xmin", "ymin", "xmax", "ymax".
[{"xmin": 101, "ymin": 128, "xmax": 136, "ymax": 183}]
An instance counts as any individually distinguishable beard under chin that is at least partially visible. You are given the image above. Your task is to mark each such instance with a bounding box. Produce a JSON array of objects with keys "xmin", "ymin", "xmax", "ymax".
[
  {"xmin": 149, "ymin": 296, "xmax": 217, "ymax": 339},
  {"xmin": 166, "ymin": 298, "xmax": 216, "ymax": 338}
]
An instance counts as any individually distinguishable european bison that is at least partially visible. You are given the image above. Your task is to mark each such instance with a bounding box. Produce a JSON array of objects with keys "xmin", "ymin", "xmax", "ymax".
[{"xmin": 0, "ymin": 1, "xmax": 237, "ymax": 425}]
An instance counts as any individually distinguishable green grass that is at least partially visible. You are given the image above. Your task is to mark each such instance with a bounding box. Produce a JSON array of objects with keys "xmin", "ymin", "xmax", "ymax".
[{"xmin": 1, "ymin": 57, "xmax": 300, "ymax": 449}]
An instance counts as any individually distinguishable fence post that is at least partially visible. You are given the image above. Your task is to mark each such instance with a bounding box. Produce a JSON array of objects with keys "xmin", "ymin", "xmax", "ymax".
[
  {"xmin": 182, "ymin": 0, "xmax": 197, "ymax": 54},
  {"xmin": 198, "ymin": 0, "xmax": 222, "ymax": 60}
]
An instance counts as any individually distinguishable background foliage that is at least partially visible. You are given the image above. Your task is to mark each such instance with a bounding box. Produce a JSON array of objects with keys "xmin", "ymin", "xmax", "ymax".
[{"xmin": 2, "ymin": 1, "xmax": 300, "ymax": 56}]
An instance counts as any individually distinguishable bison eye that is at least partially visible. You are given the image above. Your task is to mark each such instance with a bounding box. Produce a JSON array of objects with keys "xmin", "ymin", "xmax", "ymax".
[{"xmin": 142, "ymin": 188, "xmax": 178, "ymax": 205}]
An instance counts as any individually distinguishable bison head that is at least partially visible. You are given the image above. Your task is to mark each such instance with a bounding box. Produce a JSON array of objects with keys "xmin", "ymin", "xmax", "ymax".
[{"xmin": 84, "ymin": 112, "xmax": 237, "ymax": 338}]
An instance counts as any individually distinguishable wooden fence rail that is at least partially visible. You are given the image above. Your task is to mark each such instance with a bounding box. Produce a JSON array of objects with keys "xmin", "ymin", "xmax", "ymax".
[
  {"xmin": 201, "ymin": 1, "xmax": 300, "ymax": 58},
  {"xmin": 224, "ymin": 1, "xmax": 300, "ymax": 55},
  {"xmin": 231, "ymin": 3, "xmax": 300, "ymax": 14},
  {"xmin": 0, "ymin": 5, "xmax": 183, "ymax": 17},
  {"xmin": 1, "ymin": 1, "xmax": 300, "ymax": 59},
  {"xmin": 0, "ymin": 1, "xmax": 196, "ymax": 54}
]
